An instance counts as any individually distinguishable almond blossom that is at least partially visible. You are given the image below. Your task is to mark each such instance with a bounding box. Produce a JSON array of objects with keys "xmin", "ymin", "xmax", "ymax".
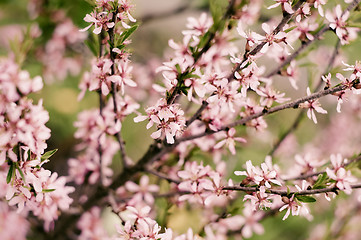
[
  {"xmin": 326, "ymin": 154, "xmax": 357, "ymax": 195},
  {"xmin": 125, "ymin": 175, "xmax": 160, "ymax": 205},
  {"xmin": 299, "ymin": 87, "xmax": 327, "ymax": 124},
  {"xmin": 258, "ymin": 23, "xmax": 290, "ymax": 54},
  {"xmin": 279, "ymin": 195, "xmax": 300, "ymax": 220},
  {"xmin": 213, "ymin": 128, "xmax": 246, "ymax": 155},
  {"xmin": 108, "ymin": 59, "xmax": 137, "ymax": 95},
  {"xmin": 267, "ymin": 0, "xmax": 294, "ymax": 14},
  {"xmin": 80, "ymin": 11, "xmax": 115, "ymax": 34},
  {"xmin": 243, "ymin": 186, "xmax": 274, "ymax": 210},
  {"xmin": 325, "ymin": 5, "xmax": 358, "ymax": 45},
  {"xmin": 134, "ymin": 98, "xmax": 185, "ymax": 144}
]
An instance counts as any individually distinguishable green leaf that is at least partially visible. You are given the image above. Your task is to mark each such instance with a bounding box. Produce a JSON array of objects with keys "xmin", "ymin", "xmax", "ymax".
[
  {"xmin": 284, "ymin": 25, "xmax": 297, "ymax": 33},
  {"xmin": 181, "ymin": 87, "xmax": 188, "ymax": 96},
  {"xmin": 7, "ymin": 162, "xmax": 15, "ymax": 184},
  {"xmin": 119, "ymin": 24, "xmax": 139, "ymax": 43},
  {"xmin": 209, "ymin": 0, "xmax": 228, "ymax": 25},
  {"xmin": 296, "ymin": 195, "xmax": 317, "ymax": 203},
  {"xmin": 175, "ymin": 64, "xmax": 182, "ymax": 74},
  {"xmin": 43, "ymin": 189, "xmax": 56, "ymax": 193},
  {"xmin": 184, "ymin": 73, "xmax": 200, "ymax": 79},
  {"xmin": 16, "ymin": 165, "xmax": 25, "ymax": 181},
  {"xmin": 41, "ymin": 149, "xmax": 58, "ymax": 161},
  {"xmin": 313, "ymin": 172, "xmax": 328, "ymax": 189},
  {"xmin": 197, "ymin": 31, "xmax": 212, "ymax": 52}
]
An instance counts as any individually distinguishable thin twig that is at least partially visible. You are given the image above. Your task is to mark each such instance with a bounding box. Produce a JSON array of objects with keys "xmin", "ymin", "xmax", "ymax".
[
  {"xmin": 268, "ymin": 39, "xmax": 341, "ymax": 156},
  {"xmin": 146, "ymin": 167, "xmax": 181, "ymax": 184},
  {"xmin": 222, "ymin": 183, "xmax": 361, "ymax": 196},
  {"xmin": 178, "ymin": 84, "xmax": 347, "ymax": 143},
  {"xmin": 108, "ymin": 14, "xmax": 130, "ymax": 169}
]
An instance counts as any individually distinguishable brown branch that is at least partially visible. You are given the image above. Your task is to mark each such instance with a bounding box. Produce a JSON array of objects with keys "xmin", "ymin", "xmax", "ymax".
[
  {"xmin": 108, "ymin": 13, "xmax": 130, "ymax": 169},
  {"xmin": 178, "ymin": 84, "xmax": 347, "ymax": 143},
  {"xmin": 146, "ymin": 167, "xmax": 181, "ymax": 184},
  {"xmin": 185, "ymin": 100, "xmax": 209, "ymax": 127},
  {"xmin": 268, "ymin": 39, "xmax": 341, "ymax": 157},
  {"xmin": 222, "ymin": 183, "xmax": 361, "ymax": 196}
]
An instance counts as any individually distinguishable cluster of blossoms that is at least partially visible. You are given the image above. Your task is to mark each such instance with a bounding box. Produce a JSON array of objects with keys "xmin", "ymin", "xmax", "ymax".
[
  {"xmin": 325, "ymin": 154, "xmax": 357, "ymax": 195},
  {"xmin": 69, "ymin": 95, "xmax": 140, "ymax": 185},
  {"xmin": 325, "ymin": 4, "xmax": 358, "ymax": 45},
  {"xmin": 134, "ymin": 98, "xmax": 185, "ymax": 144},
  {"xmin": 177, "ymin": 161, "xmax": 234, "ymax": 206},
  {"xmin": 40, "ymin": 13, "xmax": 87, "ymax": 82},
  {"xmin": 70, "ymin": 0, "xmax": 140, "ymax": 186},
  {"xmin": 0, "ymin": 58, "xmax": 74, "ymax": 231}
]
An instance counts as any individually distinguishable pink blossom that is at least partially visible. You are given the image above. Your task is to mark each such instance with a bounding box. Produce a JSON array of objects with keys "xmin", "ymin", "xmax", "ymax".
[
  {"xmin": 313, "ymin": 0, "xmax": 327, "ymax": 17},
  {"xmin": 182, "ymin": 13, "xmax": 212, "ymax": 37},
  {"xmin": 88, "ymin": 57, "xmax": 114, "ymax": 96},
  {"xmin": 125, "ymin": 175, "xmax": 160, "ymax": 205},
  {"xmin": 256, "ymin": 84, "xmax": 290, "ymax": 108},
  {"xmin": 108, "ymin": 59, "xmax": 137, "ymax": 95},
  {"xmin": 254, "ymin": 162, "xmax": 282, "ymax": 188},
  {"xmin": 0, "ymin": 202, "xmax": 29, "ymax": 240},
  {"xmin": 239, "ymin": 203, "xmax": 265, "ymax": 238},
  {"xmin": 279, "ymin": 195, "xmax": 300, "ymax": 220},
  {"xmin": 268, "ymin": 0, "xmax": 294, "ymax": 14},
  {"xmin": 258, "ymin": 23, "xmax": 290, "ymax": 54},
  {"xmin": 213, "ymin": 128, "xmax": 246, "ymax": 155},
  {"xmin": 299, "ymin": 87, "xmax": 327, "ymax": 124},
  {"xmin": 243, "ymin": 186, "xmax": 273, "ymax": 210},
  {"xmin": 80, "ymin": 11, "xmax": 115, "ymax": 34},
  {"xmin": 134, "ymin": 98, "xmax": 185, "ymax": 144},
  {"xmin": 77, "ymin": 207, "xmax": 110, "ymax": 240},
  {"xmin": 325, "ymin": 5, "xmax": 358, "ymax": 45},
  {"xmin": 234, "ymin": 160, "xmax": 258, "ymax": 184}
]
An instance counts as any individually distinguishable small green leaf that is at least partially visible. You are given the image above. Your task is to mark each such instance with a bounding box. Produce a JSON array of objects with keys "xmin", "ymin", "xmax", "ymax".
[
  {"xmin": 184, "ymin": 73, "xmax": 200, "ymax": 79},
  {"xmin": 175, "ymin": 64, "xmax": 182, "ymax": 74},
  {"xmin": 43, "ymin": 189, "xmax": 56, "ymax": 193},
  {"xmin": 107, "ymin": 40, "xmax": 113, "ymax": 48},
  {"xmin": 7, "ymin": 162, "xmax": 15, "ymax": 184},
  {"xmin": 313, "ymin": 172, "xmax": 328, "ymax": 189},
  {"xmin": 209, "ymin": 0, "xmax": 228, "ymax": 26},
  {"xmin": 197, "ymin": 31, "xmax": 212, "ymax": 52},
  {"xmin": 16, "ymin": 165, "xmax": 25, "ymax": 181},
  {"xmin": 284, "ymin": 25, "xmax": 297, "ymax": 33},
  {"xmin": 181, "ymin": 87, "xmax": 188, "ymax": 96},
  {"xmin": 41, "ymin": 149, "xmax": 58, "ymax": 161},
  {"xmin": 119, "ymin": 24, "xmax": 139, "ymax": 43},
  {"xmin": 296, "ymin": 195, "xmax": 316, "ymax": 203}
]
